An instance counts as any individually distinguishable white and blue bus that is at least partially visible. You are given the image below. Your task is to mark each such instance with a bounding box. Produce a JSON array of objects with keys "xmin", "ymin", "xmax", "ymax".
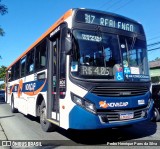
[{"xmin": 6, "ymin": 8, "xmax": 154, "ymax": 131}]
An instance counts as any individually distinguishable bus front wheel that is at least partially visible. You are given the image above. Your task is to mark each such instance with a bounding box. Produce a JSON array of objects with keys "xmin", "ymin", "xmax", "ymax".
[
  {"xmin": 153, "ymin": 107, "xmax": 160, "ymax": 122},
  {"xmin": 40, "ymin": 100, "xmax": 55, "ymax": 132}
]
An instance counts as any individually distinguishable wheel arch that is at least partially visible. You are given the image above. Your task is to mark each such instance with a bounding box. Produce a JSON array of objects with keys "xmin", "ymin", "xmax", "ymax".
[{"xmin": 36, "ymin": 93, "xmax": 45, "ymax": 117}]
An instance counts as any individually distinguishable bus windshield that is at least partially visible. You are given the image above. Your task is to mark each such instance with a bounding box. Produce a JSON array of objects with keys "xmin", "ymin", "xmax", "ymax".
[{"xmin": 71, "ymin": 29, "xmax": 149, "ymax": 81}]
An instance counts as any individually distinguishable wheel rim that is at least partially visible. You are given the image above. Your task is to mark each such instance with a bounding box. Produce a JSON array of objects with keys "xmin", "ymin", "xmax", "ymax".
[
  {"xmin": 154, "ymin": 109, "xmax": 158, "ymax": 118},
  {"xmin": 41, "ymin": 107, "xmax": 46, "ymax": 125}
]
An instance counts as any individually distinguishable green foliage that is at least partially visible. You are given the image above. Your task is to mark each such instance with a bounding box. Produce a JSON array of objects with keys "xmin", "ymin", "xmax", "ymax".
[
  {"xmin": 0, "ymin": 1, "xmax": 8, "ymax": 15},
  {"xmin": 0, "ymin": 0, "xmax": 8, "ymax": 36},
  {"xmin": 0, "ymin": 65, "xmax": 6, "ymax": 81},
  {"xmin": 0, "ymin": 27, "xmax": 5, "ymax": 36},
  {"xmin": 0, "ymin": 65, "xmax": 6, "ymax": 89},
  {"xmin": 155, "ymin": 57, "xmax": 160, "ymax": 61},
  {"xmin": 0, "ymin": 1, "xmax": 8, "ymax": 58},
  {"xmin": 151, "ymin": 76, "xmax": 160, "ymax": 83},
  {"xmin": 0, "ymin": 83, "xmax": 4, "ymax": 90}
]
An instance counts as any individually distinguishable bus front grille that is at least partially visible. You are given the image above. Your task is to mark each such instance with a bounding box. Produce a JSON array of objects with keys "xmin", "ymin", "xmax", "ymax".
[
  {"xmin": 90, "ymin": 86, "xmax": 148, "ymax": 97},
  {"xmin": 98, "ymin": 107, "xmax": 147, "ymax": 123}
]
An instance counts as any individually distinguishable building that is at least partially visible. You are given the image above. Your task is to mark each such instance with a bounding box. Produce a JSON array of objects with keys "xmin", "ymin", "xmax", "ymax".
[{"xmin": 149, "ymin": 60, "xmax": 160, "ymax": 83}]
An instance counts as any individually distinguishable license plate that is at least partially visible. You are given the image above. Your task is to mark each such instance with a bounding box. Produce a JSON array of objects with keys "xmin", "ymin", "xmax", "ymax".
[{"xmin": 120, "ymin": 112, "xmax": 134, "ymax": 120}]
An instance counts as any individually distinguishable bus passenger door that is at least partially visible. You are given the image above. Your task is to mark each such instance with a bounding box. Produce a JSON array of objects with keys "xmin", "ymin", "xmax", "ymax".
[
  {"xmin": 47, "ymin": 25, "xmax": 67, "ymax": 124},
  {"xmin": 48, "ymin": 38, "xmax": 60, "ymax": 122}
]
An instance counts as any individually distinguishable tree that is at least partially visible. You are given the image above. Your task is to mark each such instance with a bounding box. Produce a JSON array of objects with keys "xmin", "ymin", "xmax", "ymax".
[
  {"xmin": 0, "ymin": 0, "xmax": 8, "ymax": 36},
  {"xmin": 155, "ymin": 57, "xmax": 160, "ymax": 61},
  {"xmin": 0, "ymin": 65, "xmax": 6, "ymax": 80},
  {"xmin": 0, "ymin": 1, "xmax": 8, "ymax": 59},
  {"xmin": 0, "ymin": 65, "xmax": 6, "ymax": 89},
  {"xmin": 0, "ymin": 27, "xmax": 5, "ymax": 36}
]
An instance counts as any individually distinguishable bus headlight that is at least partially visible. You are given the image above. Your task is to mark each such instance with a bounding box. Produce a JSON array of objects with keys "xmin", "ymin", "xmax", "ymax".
[
  {"xmin": 71, "ymin": 93, "xmax": 96, "ymax": 114},
  {"xmin": 84, "ymin": 100, "xmax": 96, "ymax": 113},
  {"xmin": 73, "ymin": 95, "xmax": 83, "ymax": 106}
]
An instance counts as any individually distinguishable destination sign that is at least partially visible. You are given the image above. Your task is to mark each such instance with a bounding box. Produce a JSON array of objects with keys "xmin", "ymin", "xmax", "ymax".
[{"xmin": 75, "ymin": 9, "xmax": 144, "ymax": 34}]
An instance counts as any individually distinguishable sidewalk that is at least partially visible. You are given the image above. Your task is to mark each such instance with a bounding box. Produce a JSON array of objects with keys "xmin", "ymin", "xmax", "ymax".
[
  {"xmin": 0, "ymin": 99, "xmax": 7, "ymax": 141},
  {"xmin": 0, "ymin": 122, "xmax": 7, "ymax": 140},
  {"xmin": 0, "ymin": 123, "xmax": 10, "ymax": 149},
  {"xmin": 0, "ymin": 101, "xmax": 9, "ymax": 149}
]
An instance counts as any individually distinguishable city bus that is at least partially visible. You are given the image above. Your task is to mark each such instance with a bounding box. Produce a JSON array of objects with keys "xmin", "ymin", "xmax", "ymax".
[{"xmin": 5, "ymin": 8, "xmax": 154, "ymax": 132}]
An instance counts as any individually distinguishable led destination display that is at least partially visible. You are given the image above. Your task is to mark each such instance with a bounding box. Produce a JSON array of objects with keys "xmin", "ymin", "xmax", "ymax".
[{"xmin": 75, "ymin": 9, "xmax": 144, "ymax": 34}]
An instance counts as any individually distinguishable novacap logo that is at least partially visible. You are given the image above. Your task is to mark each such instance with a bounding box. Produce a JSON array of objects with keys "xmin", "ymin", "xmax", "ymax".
[
  {"xmin": 99, "ymin": 101, "xmax": 128, "ymax": 108},
  {"xmin": 99, "ymin": 101, "xmax": 108, "ymax": 108}
]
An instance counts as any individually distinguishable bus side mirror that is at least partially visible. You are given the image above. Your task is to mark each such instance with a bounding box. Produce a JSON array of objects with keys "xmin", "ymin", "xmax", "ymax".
[{"xmin": 65, "ymin": 36, "xmax": 72, "ymax": 55}]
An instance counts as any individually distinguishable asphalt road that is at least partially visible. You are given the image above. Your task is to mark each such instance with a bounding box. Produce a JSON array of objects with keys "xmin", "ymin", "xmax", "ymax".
[{"xmin": 0, "ymin": 101, "xmax": 160, "ymax": 148}]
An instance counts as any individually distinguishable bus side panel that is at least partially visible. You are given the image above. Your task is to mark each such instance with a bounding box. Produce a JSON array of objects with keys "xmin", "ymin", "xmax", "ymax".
[
  {"xmin": 8, "ymin": 78, "xmax": 28, "ymax": 115},
  {"xmin": 7, "ymin": 70, "xmax": 47, "ymax": 116},
  {"xmin": 7, "ymin": 80, "xmax": 18, "ymax": 105},
  {"xmin": 59, "ymin": 56, "xmax": 88, "ymax": 129},
  {"xmin": 14, "ymin": 77, "xmax": 28, "ymax": 115},
  {"xmin": 24, "ymin": 70, "xmax": 48, "ymax": 116},
  {"xmin": 24, "ymin": 73, "xmax": 36, "ymax": 116}
]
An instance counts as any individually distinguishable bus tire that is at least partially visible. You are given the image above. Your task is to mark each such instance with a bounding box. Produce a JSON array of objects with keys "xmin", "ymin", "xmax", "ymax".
[
  {"xmin": 11, "ymin": 96, "xmax": 18, "ymax": 113},
  {"xmin": 153, "ymin": 107, "xmax": 160, "ymax": 122},
  {"xmin": 40, "ymin": 100, "xmax": 55, "ymax": 132}
]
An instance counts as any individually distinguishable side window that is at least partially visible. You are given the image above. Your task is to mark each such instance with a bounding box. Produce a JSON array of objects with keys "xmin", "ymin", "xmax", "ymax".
[
  {"xmin": 10, "ymin": 66, "xmax": 14, "ymax": 81},
  {"xmin": 35, "ymin": 40, "xmax": 47, "ymax": 71},
  {"xmin": 26, "ymin": 49, "xmax": 34, "ymax": 75},
  {"xmin": 14, "ymin": 61, "xmax": 20, "ymax": 80},
  {"xmin": 21, "ymin": 56, "xmax": 26, "ymax": 77}
]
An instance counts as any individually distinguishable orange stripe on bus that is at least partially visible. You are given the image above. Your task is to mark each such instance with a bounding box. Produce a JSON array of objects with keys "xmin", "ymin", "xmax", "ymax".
[
  {"xmin": 10, "ymin": 85, "xmax": 15, "ymax": 95},
  {"xmin": 7, "ymin": 9, "xmax": 73, "ymax": 70}
]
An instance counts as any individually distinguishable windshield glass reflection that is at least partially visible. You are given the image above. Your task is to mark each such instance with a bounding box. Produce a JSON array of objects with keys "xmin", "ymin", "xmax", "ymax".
[{"xmin": 71, "ymin": 30, "xmax": 149, "ymax": 81}]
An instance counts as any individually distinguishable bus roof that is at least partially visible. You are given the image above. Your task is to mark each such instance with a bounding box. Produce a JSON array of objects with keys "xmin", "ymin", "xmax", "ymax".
[{"xmin": 7, "ymin": 9, "xmax": 73, "ymax": 70}]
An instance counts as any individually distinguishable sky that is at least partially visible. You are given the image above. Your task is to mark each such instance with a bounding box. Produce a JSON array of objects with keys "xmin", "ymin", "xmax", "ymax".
[{"xmin": 0, "ymin": 0, "xmax": 160, "ymax": 68}]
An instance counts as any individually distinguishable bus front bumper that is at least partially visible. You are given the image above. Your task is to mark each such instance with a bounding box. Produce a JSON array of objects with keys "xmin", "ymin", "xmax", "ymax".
[{"xmin": 69, "ymin": 99, "xmax": 154, "ymax": 130}]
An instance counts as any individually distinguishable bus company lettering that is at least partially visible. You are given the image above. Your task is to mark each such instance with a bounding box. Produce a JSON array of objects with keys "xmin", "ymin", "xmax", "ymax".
[
  {"xmin": 25, "ymin": 83, "xmax": 36, "ymax": 91},
  {"xmin": 99, "ymin": 101, "xmax": 128, "ymax": 108},
  {"xmin": 50, "ymin": 26, "xmax": 60, "ymax": 38},
  {"xmin": 108, "ymin": 102, "xmax": 128, "ymax": 108}
]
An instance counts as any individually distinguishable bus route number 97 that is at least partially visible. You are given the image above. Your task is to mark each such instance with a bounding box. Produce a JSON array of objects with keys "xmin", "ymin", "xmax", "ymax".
[{"xmin": 85, "ymin": 14, "xmax": 95, "ymax": 24}]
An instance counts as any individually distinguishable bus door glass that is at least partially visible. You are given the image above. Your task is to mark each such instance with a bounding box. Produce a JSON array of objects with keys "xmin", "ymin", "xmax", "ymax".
[
  {"xmin": 52, "ymin": 39, "xmax": 60, "ymax": 119},
  {"xmin": 5, "ymin": 70, "xmax": 11, "ymax": 103}
]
